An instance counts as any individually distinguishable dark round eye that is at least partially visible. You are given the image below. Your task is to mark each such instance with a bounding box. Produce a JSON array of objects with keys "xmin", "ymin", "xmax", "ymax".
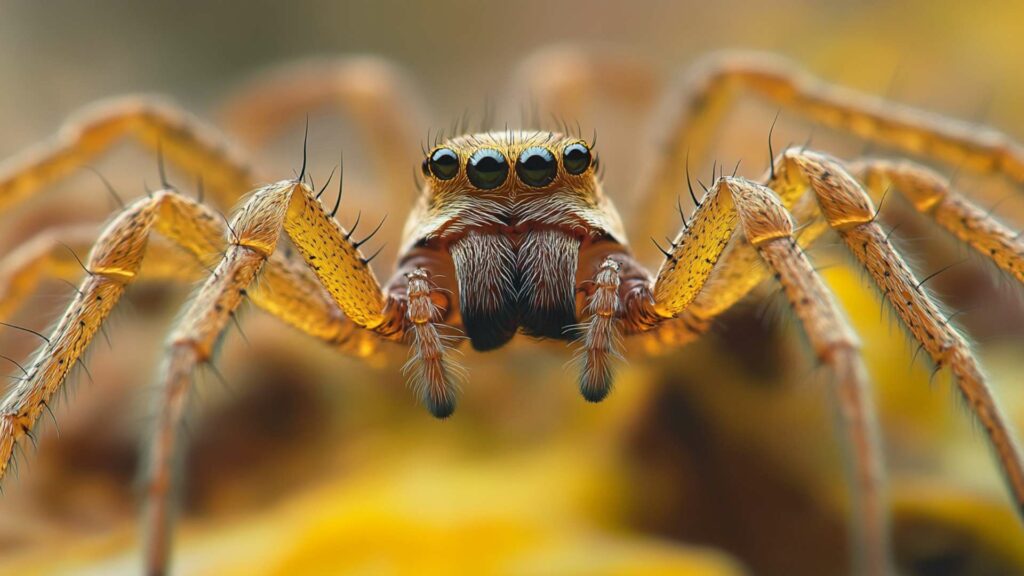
[
  {"xmin": 515, "ymin": 147, "xmax": 557, "ymax": 188},
  {"xmin": 428, "ymin": 148, "xmax": 459, "ymax": 180},
  {"xmin": 563, "ymin": 142, "xmax": 592, "ymax": 175},
  {"xmin": 466, "ymin": 148, "xmax": 508, "ymax": 190}
]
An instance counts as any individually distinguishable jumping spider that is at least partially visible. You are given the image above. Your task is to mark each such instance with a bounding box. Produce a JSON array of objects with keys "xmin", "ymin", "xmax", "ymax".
[{"xmin": 1, "ymin": 50, "xmax": 1023, "ymax": 575}]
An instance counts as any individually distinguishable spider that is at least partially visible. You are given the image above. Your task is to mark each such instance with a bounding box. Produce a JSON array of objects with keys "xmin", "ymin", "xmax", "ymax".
[{"xmin": 0, "ymin": 49, "xmax": 1023, "ymax": 576}]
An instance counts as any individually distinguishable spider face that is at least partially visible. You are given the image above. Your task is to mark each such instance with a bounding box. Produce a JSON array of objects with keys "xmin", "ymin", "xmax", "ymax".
[{"xmin": 407, "ymin": 131, "xmax": 624, "ymax": 350}]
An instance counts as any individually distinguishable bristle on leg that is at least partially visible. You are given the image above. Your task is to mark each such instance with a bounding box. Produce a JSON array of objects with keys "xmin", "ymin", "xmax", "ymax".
[{"xmin": 576, "ymin": 258, "xmax": 622, "ymax": 403}]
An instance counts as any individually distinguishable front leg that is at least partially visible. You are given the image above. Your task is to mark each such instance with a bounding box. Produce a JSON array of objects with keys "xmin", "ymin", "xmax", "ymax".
[
  {"xmin": 401, "ymin": 268, "xmax": 461, "ymax": 418},
  {"xmin": 576, "ymin": 257, "xmax": 623, "ymax": 402},
  {"xmin": 574, "ymin": 242, "xmax": 661, "ymax": 402},
  {"xmin": 142, "ymin": 179, "xmax": 464, "ymax": 574},
  {"xmin": 378, "ymin": 248, "xmax": 461, "ymax": 418}
]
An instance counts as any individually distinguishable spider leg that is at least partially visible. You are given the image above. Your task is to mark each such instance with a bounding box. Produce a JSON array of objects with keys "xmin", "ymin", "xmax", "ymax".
[
  {"xmin": 142, "ymin": 177, "xmax": 455, "ymax": 397},
  {"xmin": 650, "ymin": 151, "xmax": 1024, "ymax": 519},
  {"xmin": 0, "ymin": 184, "xmax": 386, "ymax": 478},
  {"xmin": 0, "ymin": 225, "xmax": 202, "ymax": 321},
  {"xmin": 731, "ymin": 178, "xmax": 888, "ymax": 576},
  {"xmin": 636, "ymin": 195, "xmax": 826, "ymax": 351},
  {"xmin": 782, "ymin": 150, "xmax": 1024, "ymax": 517},
  {"xmin": 627, "ymin": 176, "xmax": 888, "ymax": 575},
  {"xmin": 636, "ymin": 51, "xmax": 1024, "ymax": 244},
  {"xmin": 650, "ymin": 178, "xmax": 739, "ymax": 318},
  {"xmin": 403, "ymin": 268, "xmax": 461, "ymax": 417},
  {"xmin": 145, "ymin": 238, "xmax": 263, "ymax": 575},
  {"xmin": 852, "ymin": 158, "xmax": 1024, "ymax": 283},
  {"xmin": 143, "ymin": 179, "xmax": 455, "ymax": 574},
  {"xmin": 224, "ymin": 180, "xmax": 460, "ymax": 375},
  {"xmin": 0, "ymin": 194, "xmax": 186, "ymax": 489},
  {"xmin": 4, "ymin": 200, "xmax": 373, "ymax": 354},
  {"xmin": 576, "ymin": 257, "xmax": 624, "ymax": 402},
  {"xmin": 0, "ymin": 97, "xmax": 254, "ymax": 213},
  {"xmin": 645, "ymin": 150, "xmax": 1024, "ymax": 346},
  {"xmin": 218, "ymin": 57, "xmax": 427, "ymax": 186}
]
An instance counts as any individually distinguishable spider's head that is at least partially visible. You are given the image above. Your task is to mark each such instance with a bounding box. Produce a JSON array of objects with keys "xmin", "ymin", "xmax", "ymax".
[
  {"xmin": 399, "ymin": 130, "xmax": 629, "ymax": 351},
  {"xmin": 401, "ymin": 130, "xmax": 625, "ymax": 252}
]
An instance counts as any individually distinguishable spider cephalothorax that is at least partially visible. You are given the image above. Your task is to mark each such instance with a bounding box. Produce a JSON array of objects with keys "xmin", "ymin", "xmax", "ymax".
[
  {"xmin": 1, "ymin": 50, "xmax": 1023, "ymax": 575},
  {"xmin": 401, "ymin": 132, "xmax": 626, "ymax": 351}
]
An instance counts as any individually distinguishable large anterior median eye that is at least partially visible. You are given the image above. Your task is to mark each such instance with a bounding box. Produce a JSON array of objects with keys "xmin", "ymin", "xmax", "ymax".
[
  {"xmin": 427, "ymin": 148, "xmax": 459, "ymax": 180},
  {"xmin": 516, "ymin": 147, "xmax": 557, "ymax": 187},
  {"xmin": 562, "ymin": 142, "xmax": 592, "ymax": 175},
  {"xmin": 467, "ymin": 148, "xmax": 508, "ymax": 190}
]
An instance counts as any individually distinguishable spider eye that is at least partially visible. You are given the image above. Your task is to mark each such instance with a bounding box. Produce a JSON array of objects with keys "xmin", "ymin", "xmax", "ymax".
[
  {"xmin": 562, "ymin": 142, "xmax": 592, "ymax": 175},
  {"xmin": 428, "ymin": 148, "xmax": 459, "ymax": 180},
  {"xmin": 466, "ymin": 148, "xmax": 508, "ymax": 190},
  {"xmin": 515, "ymin": 147, "xmax": 557, "ymax": 188}
]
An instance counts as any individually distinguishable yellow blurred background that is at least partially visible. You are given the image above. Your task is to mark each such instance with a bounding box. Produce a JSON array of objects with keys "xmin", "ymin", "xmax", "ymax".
[{"xmin": 1, "ymin": 1, "xmax": 1023, "ymax": 574}]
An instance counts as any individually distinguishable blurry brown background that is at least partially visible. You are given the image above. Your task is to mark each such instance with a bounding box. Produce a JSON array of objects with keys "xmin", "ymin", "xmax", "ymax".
[{"xmin": 1, "ymin": 1, "xmax": 1023, "ymax": 575}]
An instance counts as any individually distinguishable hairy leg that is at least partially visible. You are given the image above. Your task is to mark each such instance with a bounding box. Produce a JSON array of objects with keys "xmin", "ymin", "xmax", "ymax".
[
  {"xmin": 618, "ymin": 176, "xmax": 888, "ymax": 574},
  {"xmin": 646, "ymin": 151, "xmax": 1024, "ymax": 518},
  {"xmin": 851, "ymin": 158, "xmax": 1024, "ymax": 283},
  {"xmin": 141, "ymin": 177, "xmax": 454, "ymax": 396},
  {"xmin": 576, "ymin": 257, "xmax": 624, "ymax": 402},
  {"xmin": 653, "ymin": 149, "xmax": 1024, "ymax": 341},
  {"xmin": 729, "ymin": 178, "xmax": 888, "ymax": 575},
  {"xmin": 0, "ymin": 97, "xmax": 254, "ymax": 212},
  {"xmin": 143, "ymin": 179, "xmax": 454, "ymax": 573},
  {"xmin": 0, "ymin": 194, "xmax": 181, "ymax": 486},
  {"xmin": 0, "ymin": 186, "xmax": 386, "ymax": 484},
  {"xmin": 402, "ymin": 269, "xmax": 461, "ymax": 418},
  {"xmin": 0, "ymin": 225, "xmax": 200, "ymax": 321},
  {"xmin": 782, "ymin": 151, "xmax": 1024, "ymax": 517},
  {"xmin": 636, "ymin": 51, "xmax": 1024, "ymax": 243}
]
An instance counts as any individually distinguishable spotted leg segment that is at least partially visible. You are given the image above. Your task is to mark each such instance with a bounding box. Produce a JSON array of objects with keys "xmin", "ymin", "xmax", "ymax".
[
  {"xmin": 0, "ymin": 185, "xmax": 391, "ymax": 488},
  {"xmin": 142, "ymin": 179, "xmax": 459, "ymax": 573}
]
